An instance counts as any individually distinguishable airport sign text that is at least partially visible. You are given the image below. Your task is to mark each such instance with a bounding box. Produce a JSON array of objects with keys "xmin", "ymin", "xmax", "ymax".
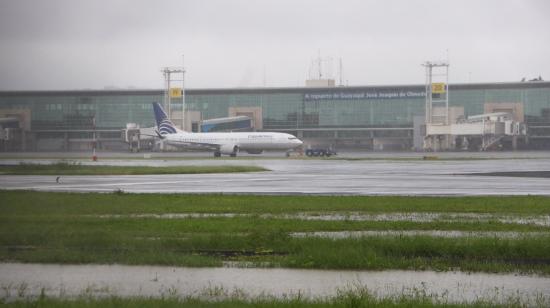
[{"xmin": 304, "ymin": 90, "xmax": 426, "ymax": 101}]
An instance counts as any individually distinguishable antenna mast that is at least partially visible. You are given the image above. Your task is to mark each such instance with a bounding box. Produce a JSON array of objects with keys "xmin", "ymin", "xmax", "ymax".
[{"xmin": 338, "ymin": 58, "xmax": 343, "ymax": 86}]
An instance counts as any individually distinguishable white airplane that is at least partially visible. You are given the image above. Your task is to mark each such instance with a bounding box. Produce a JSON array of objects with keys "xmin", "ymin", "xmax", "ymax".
[{"xmin": 152, "ymin": 102, "xmax": 303, "ymax": 157}]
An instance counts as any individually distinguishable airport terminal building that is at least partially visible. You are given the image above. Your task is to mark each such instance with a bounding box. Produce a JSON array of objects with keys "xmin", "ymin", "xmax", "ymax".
[{"xmin": 0, "ymin": 81, "xmax": 549, "ymax": 151}]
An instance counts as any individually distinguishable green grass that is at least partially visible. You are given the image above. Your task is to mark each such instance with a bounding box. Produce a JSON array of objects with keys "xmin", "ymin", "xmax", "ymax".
[
  {"xmin": 2, "ymin": 286, "xmax": 543, "ymax": 308},
  {"xmin": 0, "ymin": 297, "xmax": 527, "ymax": 308},
  {"xmin": 2, "ymin": 191, "xmax": 550, "ymax": 215},
  {"xmin": 2, "ymin": 228, "xmax": 549, "ymax": 272},
  {"xmin": 1, "ymin": 191, "xmax": 550, "ymax": 273},
  {"xmin": 0, "ymin": 162, "xmax": 268, "ymax": 175}
]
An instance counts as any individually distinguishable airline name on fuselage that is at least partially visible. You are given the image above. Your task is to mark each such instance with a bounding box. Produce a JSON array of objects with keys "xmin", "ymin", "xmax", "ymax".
[{"xmin": 248, "ymin": 135, "xmax": 273, "ymax": 139}]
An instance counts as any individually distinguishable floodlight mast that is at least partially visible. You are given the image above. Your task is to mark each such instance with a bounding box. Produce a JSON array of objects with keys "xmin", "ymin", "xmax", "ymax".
[
  {"xmin": 181, "ymin": 55, "xmax": 185, "ymax": 131},
  {"xmin": 422, "ymin": 61, "xmax": 450, "ymax": 125},
  {"xmin": 161, "ymin": 63, "xmax": 185, "ymax": 129}
]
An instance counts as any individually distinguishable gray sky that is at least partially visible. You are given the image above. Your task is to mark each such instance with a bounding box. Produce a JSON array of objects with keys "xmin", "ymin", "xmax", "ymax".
[{"xmin": 0, "ymin": 0, "xmax": 549, "ymax": 90}]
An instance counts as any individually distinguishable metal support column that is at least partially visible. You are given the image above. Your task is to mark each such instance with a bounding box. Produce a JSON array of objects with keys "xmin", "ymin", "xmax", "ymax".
[
  {"xmin": 422, "ymin": 61, "xmax": 449, "ymax": 125},
  {"xmin": 422, "ymin": 61, "xmax": 450, "ymax": 151},
  {"xmin": 161, "ymin": 64, "xmax": 185, "ymax": 130}
]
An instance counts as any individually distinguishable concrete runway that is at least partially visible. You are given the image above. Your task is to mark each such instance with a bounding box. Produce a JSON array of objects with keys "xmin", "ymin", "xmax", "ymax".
[{"xmin": 1, "ymin": 157, "xmax": 550, "ymax": 195}]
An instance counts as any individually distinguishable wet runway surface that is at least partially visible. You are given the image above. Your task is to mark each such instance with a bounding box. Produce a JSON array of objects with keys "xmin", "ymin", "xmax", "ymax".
[
  {"xmin": 1, "ymin": 157, "xmax": 550, "ymax": 195},
  {"xmin": 0, "ymin": 158, "xmax": 550, "ymax": 195}
]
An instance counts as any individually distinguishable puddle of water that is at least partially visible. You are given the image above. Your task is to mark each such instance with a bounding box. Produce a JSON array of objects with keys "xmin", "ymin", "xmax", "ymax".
[
  {"xmin": 1, "ymin": 263, "xmax": 549, "ymax": 304},
  {"xmin": 282, "ymin": 212, "xmax": 550, "ymax": 227},
  {"xmin": 291, "ymin": 230, "xmax": 548, "ymax": 239},
  {"xmin": 91, "ymin": 212, "xmax": 550, "ymax": 227},
  {"xmin": 500, "ymin": 216, "xmax": 550, "ymax": 227},
  {"xmin": 95, "ymin": 213, "xmax": 244, "ymax": 219},
  {"xmin": 283, "ymin": 212, "xmax": 445, "ymax": 222}
]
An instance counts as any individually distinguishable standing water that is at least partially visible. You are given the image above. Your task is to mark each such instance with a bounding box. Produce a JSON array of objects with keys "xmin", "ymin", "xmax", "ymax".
[{"xmin": 1, "ymin": 263, "xmax": 549, "ymax": 304}]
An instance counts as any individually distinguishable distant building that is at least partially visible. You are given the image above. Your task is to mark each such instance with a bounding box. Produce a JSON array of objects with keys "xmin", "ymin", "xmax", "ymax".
[{"xmin": 1, "ymin": 81, "xmax": 550, "ymax": 151}]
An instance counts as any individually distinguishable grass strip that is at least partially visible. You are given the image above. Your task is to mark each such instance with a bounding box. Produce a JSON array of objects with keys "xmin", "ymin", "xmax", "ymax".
[
  {"xmin": 2, "ymin": 231, "xmax": 549, "ymax": 273},
  {"xmin": 5, "ymin": 217, "xmax": 550, "ymax": 234},
  {"xmin": 1, "ymin": 286, "xmax": 542, "ymax": 308},
  {"xmin": 1, "ymin": 191, "xmax": 549, "ymax": 215},
  {"xmin": 2, "ymin": 191, "xmax": 550, "ymax": 273},
  {"xmin": 0, "ymin": 297, "xmax": 525, "ymax": 308},
  {"xmin": 0, "ymin": 163, "xmax": 268, "ymax": 175}
]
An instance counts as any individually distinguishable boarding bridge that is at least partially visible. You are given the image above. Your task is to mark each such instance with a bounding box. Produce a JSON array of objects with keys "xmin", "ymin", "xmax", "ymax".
[{"xmin": 425, "ymin": 112, "xmax": 527, "ymax": 151}]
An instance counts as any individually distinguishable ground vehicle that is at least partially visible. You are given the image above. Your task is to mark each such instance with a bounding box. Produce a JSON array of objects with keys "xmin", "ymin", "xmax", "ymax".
[{"xmin": 305, "ymin": 147, "xmax": 337, "ymax": 157}]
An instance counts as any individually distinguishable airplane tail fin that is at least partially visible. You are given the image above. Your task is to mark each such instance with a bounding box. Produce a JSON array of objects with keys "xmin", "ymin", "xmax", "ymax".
[{"xmin": 152, "ymin": 102, "xmax": 180, "ymax": 135}]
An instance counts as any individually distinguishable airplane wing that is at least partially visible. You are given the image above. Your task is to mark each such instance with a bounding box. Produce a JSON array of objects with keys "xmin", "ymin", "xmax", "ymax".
[{"xmin": 165, "ymin": 139, "xmax": 222, "ymax": 151}]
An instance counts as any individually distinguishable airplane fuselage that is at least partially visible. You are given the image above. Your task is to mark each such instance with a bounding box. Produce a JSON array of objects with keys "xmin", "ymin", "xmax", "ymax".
[
  {"xmin": 163, "ymin": 131, "xmax": 302, "ymax": 154},
  {"xmin": 152, "ymin": 102, "xmax": 303, "ymax": 156}
]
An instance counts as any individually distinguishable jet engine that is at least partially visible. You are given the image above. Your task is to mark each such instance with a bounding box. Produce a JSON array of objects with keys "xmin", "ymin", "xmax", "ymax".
[{"xmin": 219, "ymin": 144, "xmax": 239, "ymax": 155}]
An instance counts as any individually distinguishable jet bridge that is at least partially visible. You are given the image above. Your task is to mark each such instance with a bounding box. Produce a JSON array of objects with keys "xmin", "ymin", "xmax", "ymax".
[{"xmin": 425, "ymin": 112, "xmax": 527, "ymax": 151}]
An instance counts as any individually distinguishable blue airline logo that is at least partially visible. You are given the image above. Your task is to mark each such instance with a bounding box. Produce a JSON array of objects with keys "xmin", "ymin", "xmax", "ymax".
[{"xmin": 152, "ymin": 102, "xmax": 178, "ymax": 135}]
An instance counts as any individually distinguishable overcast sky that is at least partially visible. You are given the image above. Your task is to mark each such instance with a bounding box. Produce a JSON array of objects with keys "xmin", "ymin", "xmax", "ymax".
[{"xmin": 0, "ymin": 0, "xmax": 549, "ymax": 90}]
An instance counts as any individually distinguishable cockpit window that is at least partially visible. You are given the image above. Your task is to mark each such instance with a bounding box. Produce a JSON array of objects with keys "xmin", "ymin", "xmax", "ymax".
[{"xmin": 288, "ymin": 137, "xmax": 297, "ymax": 140}]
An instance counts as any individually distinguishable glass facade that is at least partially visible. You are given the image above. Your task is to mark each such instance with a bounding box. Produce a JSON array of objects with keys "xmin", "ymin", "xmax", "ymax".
[{"xmin": 0, "ymin": 82, "xmax": 549, "ymax": 133}]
